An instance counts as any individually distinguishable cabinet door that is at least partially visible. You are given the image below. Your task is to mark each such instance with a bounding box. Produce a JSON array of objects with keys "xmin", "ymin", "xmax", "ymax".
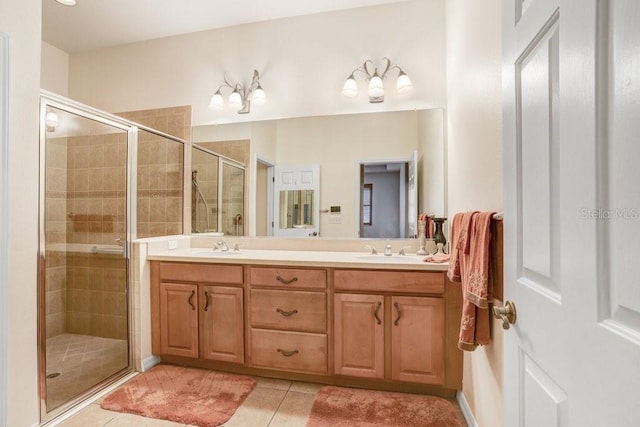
[
  {"xmin": 391, "ymin": 296, "xmax": 444, "ymax": 384},
  {"xmin": 334, "ymin": 293, "xmax": 384, "ymax": 379},
  {"xmin": 159, "ymin": 282, "xmax": 199, "ymax": 358},
  {"xmin": 200, "ymin": 286, "xmax": 244, "ymax": 364}
]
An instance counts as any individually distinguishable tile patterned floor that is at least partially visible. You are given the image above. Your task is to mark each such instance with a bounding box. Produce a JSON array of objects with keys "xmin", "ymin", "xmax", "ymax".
[
  {"xmin": 54, "ymin": 374, "xmax": 468, "ymax": 427},
  {"xmin": 46, "ymin": 334, "xmax": 128, "ymax": 411}
]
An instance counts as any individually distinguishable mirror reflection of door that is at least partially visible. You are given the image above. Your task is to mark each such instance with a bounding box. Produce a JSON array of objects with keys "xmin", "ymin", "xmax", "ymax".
[
  {"xmin": 255, "ymin": 157, "xmax": 274, "ymax": 237},
  {"xmin": 359, "ymin": 153, "xmax": 417, "ymax": 238}
]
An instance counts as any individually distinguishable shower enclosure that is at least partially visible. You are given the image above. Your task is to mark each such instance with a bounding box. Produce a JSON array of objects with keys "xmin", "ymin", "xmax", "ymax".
[
  {"xmin": 191, "ymin": 145, "xmax": 245, "ymax": 236},
  {"xmin": 38, "ymin": 93, "xmax": 185, "ymax": 422}
]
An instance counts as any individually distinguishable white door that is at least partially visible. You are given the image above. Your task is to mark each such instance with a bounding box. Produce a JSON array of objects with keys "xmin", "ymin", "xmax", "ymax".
[
  {"xmin": 503, "ymin": 0, "xmax": 640, "ymax": 426},
  {"xmin": 273, "ymin": 164, "xmax": 320, "ymax": 237}
]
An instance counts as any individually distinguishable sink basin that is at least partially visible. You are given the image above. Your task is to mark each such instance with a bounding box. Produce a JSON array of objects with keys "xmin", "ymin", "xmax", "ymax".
[{"xmin": 356, "ymin": 255, "xmax": 423, "ymax": 263}]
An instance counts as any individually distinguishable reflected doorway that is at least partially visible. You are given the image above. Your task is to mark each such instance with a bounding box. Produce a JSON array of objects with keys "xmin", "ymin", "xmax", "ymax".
[{"xmin": 358, "ymin": 153, "xmax": 417, "ymax": 238}]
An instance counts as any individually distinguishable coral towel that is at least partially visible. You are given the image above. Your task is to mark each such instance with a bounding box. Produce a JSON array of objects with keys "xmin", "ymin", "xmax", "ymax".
[{"xmin": 448, "ymin": 211, "xmax": 495, "ymax": 351}]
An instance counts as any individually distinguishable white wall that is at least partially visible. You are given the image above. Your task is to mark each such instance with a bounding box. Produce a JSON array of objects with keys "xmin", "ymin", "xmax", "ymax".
[
  {"xmin": 41, "ymin": 41, "xmax": 68, "ymax": 96},
  {"xmin": 418, "ymin": 108, "xmax": 446, "ymax": 216},
  {"xmin": 446, "ymin": 0, "xmax": 503, "ymax": 426},
  {"xmin": 0, "ymin": 1, "xmax": 42, "ymax": 426},
  {"xmin": 67, "ymin": 0, "xmax": 446, "ymax": 126}
]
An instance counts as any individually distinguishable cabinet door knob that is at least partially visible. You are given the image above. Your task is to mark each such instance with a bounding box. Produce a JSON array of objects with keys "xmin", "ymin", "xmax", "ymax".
[
  {"xmin": 188, "ymin": 290, "xmax": 196, "ymax": 311},
  {"xmin": 276, "ymin": 308, "xmax": 299, "ymax": 317},
  {"xmin": 203, "ymin": 291, "xmax": 210, "ymax": 311},
  {"xmin": 276, "ymin": 275, "xmax": 298, "ymax": 285},
  {"xmin": 277, "ymin": 348, "xmax": 299, "ymax": 357},
  {"xmin": 393, "ymin": 302, "xmax": 401, "ymax": 325},
  {"xmin": 374, "ymin": 301, "xmax": 382, "ymax": 325}
]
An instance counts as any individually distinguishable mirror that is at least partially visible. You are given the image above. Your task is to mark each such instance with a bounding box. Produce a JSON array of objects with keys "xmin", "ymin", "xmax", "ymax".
[
  {"xmin": 279, "ymin": 190, "xmax": 315, "ymax": 229},
  {"xmin": 193, "ymin": 108, "xmax": 445, "ymax": 239},
  {"xmin": 191, "ymin": 145, "xmax": 246, "ymax": 235}
]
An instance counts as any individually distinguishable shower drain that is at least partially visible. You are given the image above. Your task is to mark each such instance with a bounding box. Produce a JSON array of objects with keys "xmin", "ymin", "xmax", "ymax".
[{"xmin": 46, "ymin": 372, "xmax": 61, "ymax": 379}]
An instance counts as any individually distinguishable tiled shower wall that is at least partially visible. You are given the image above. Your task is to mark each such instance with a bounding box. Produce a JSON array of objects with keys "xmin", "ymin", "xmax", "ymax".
[
  {"xmin": 65, "ymin": 131, "xmax": 128, "ymax": 339},
  {"xmin": 117, "ymin": 106, "xmax": 190, "ymax": 238}
]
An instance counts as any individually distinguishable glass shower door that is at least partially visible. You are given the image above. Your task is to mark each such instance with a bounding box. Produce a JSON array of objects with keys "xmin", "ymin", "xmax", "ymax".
[{"xmin": 40, "ymin": 104, "xmax": 131, "ymax": 417}]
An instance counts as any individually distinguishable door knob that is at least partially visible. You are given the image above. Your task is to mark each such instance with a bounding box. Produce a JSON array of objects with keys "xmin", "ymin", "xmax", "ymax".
[{"xmin": 492, "ymin": 300, "xmax": 517, "ymax": 330}]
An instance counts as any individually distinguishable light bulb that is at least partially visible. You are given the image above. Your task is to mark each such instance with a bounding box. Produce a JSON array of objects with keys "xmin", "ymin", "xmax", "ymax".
[
  {"xmin": 208, "ymin": 90, "xmax": 224, "ymax": 109},
  {"xmin": 342, "ymin": 74, "xmax": 358, "ymax": 97},
  {"xmin": 45, "ymin": 112, "xmax": 59, "ymax": 132},
  {"xmin": 252, "ymin": 84, "xmax": 266, "ymax": 105},
  {"xmin": 396, "ymin": 70, "xmax": 413, "ymax": 94},
  {"xmin": 228, "ymin": 90, "xmax": 243, "ymax": 110},
  {"xmin": 368, "ymin": 72, "xmax": 384, "ymax": 98}
]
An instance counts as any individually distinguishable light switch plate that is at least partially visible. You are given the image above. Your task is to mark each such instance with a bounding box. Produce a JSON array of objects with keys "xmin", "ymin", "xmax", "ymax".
[{"xmin": 328, "ymin": 215, "xmax": 341, "ymax": 224}]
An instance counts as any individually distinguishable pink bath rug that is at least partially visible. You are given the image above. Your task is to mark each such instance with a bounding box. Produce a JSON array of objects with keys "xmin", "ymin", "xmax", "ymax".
[{"xmin": 101, "ymin": 364, "xmax": 255, "ymax": 426}]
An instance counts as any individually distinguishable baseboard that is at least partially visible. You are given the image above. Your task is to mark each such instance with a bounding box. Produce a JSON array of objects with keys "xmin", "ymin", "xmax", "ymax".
[
  {"xmin": 456, "ymin": 391, "xmax": 478, "ymax": 427},
  {"xmin": 141, "ymin": 355, "xmax": 161, "ymax": 372}
]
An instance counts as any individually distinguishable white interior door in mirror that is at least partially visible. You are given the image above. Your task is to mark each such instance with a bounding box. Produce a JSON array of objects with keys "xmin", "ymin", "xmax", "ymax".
[{"xmin": 273, "ymin": 164, "xmax": 320, "ymax": 237}]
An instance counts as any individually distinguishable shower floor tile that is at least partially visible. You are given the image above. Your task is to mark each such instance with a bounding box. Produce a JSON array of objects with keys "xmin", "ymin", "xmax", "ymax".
[{"xmin": 46, "ymin": 333, "xmax": 128, "ymax": 411}]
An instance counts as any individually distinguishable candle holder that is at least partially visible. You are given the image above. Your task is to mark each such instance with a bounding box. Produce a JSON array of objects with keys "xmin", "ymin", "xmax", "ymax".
[
  {"xmin": 433, "ymin": 217, "xmax": 447, "ymax": 253},
  {"xmin": 416, "ymin": 219, "xmax": 428, "ymax": 255}
]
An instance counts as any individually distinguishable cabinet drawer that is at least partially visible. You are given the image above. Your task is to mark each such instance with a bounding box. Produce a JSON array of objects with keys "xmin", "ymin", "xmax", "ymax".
[
  {"xmin": 251, "ymin": 329, "xmax": 327, "ymax": 374},
  {"xmin": 159, "ymin": 262, "xmax": 243, "ymax": 285},
  {"xmin": 334, "ymin": 270, "xmax": 444, "ymax": 294},
  {"xmin": 250, "ymin": 267, "xmax": 326, "ymax": 289},
  {"xmin": 251, "ymin": 289, "xmax": 326, "ymax": 333}
]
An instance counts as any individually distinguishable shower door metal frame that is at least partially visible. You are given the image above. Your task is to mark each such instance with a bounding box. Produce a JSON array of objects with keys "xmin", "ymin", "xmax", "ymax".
[{"xmin": 38, "ymin": 93, "xmax": 137, "ymax": 422}]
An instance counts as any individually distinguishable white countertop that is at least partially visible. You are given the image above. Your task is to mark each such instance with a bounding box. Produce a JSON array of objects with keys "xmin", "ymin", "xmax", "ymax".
[{"xmin": 147, "ymin": 247, "xmax": 449, "ymax": 271}]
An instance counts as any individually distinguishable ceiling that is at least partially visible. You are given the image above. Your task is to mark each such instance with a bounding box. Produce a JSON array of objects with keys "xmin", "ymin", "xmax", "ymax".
[{"xmin": 42, "ymin": 0, "xmax": 408, "ymax": 53}]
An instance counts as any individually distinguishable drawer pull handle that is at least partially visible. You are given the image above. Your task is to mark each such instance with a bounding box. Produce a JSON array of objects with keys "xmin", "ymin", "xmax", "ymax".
[
  {"xmin": 188, "ymin": 290, "xmax": 196, "ymax": 311},
  {"xmin": 374, "ymin": 301, "xmax": 382, "ymax": 325},
  {"xmin": 393, "ymin": 302, "xmax": 401, "ymax": 325},
  {"xmin": 277, "ymin": 348, "xmax": 299, "ymax": 357},
  {"xmin": 276, "ymin": 308, "xmax": 299, "ymax": 317},
  {"xmin": 204, "ymin": 291, "xmax": 210, "ymax": 311},
  {"xmin": 276, "ymin": 275, "xmax": 298, "ymax": 285}
]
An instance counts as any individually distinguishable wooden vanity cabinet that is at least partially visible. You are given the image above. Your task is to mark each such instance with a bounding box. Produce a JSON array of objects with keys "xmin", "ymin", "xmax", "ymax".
[
  {"xmin": 151, "ymin": 260, "xmax": 461, "ymax": 394},
  {"xmin": 153, "ymin": 262, "xmax": 245, "ymax": 364},
  {"xmin": 334, "ymin": 270, "xmax": 447, "ymax": 385},
  {"xmin": 248, "ymin": 266, "xmax": 328, "ymax": 375},
  {"xmin": 159, "ymin": 282, "xmax": 199, "ymax": 358}
]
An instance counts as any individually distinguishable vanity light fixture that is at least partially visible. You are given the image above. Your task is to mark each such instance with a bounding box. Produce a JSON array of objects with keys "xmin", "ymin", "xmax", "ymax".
[
  {"xmin": 342, "ymin": 57, "xmax": 412, "ymax": 103},
  {"xmin": 208, "ymin": 69, "xmax": 265, "ymax": 114},
  {"xmin": 45, "ymin": 112, "xmax": 59, "ymax": 132}
]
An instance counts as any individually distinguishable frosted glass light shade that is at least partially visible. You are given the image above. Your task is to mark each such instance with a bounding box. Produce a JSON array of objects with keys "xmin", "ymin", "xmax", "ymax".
[
  {"xmin": 208, "ymin": 91, "xmax": 224, "ymax": 109},
  {"xmin": 252, "ymin": 85, "xmax": 266, "ymax": 104},
  {"xmin": 45, "ymin": 112, "xmax": 59, "ymax": 131},
  {"xmin": 228, "ymin": 90, "xmax": 243, "ymax": 110},
  {"xmin": 342, "ymin": 75, "xmax": 358, "ymax": 97},
  {"xmin": 396, "ymin": 71, "xmax": 413, "ymax": 94},
  {"xmin": 368, "ymin": 74, "xmax": 384, "ymax": 98},
  {"xmin": 55, "ymin": 0, "xmax": 77, "ymax": 5}
]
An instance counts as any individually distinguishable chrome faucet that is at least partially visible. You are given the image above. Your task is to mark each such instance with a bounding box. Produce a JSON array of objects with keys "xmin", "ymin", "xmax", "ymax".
[
  {"xmin": 215, "ymin": 240, "xmax": 229, "ymax": 251},
  {"xmin": 384, "ymin": 244, "xmax": 392, "ymax": 256},
  {"xmin": 364, "ymin": 245, "xmax": 378, "ymax": 255},
  {"xmin": 398, "ymin": 247, "xmax": 409, "ymax": 256}
]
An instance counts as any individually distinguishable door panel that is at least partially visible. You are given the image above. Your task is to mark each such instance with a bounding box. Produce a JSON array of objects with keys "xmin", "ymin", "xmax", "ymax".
[
  {"xmin": 200, "ymin": 286, "xmax": 244, "ymax": 364},
  {"xmin": 159, "ymin": 283, "xmax": 198, "ymax": 358},
  {"xmin": 504, "ymin": 0, "xmax": 640, "ymax": 425},
  {"xmin": 334, "ymin": 293, "xmax": 384, "ymax": 379}
]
